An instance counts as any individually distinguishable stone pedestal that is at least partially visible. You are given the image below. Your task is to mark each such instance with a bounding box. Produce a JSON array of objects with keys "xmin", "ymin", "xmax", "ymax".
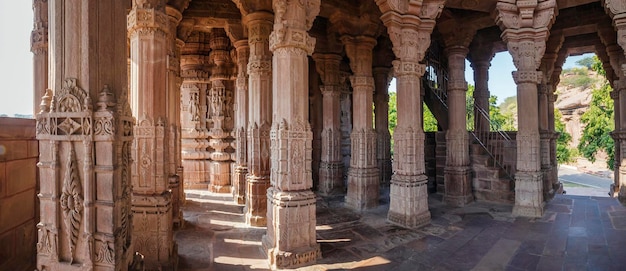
[
  {"xmin": 388, "ymin": 174, "xmax": 431, "ymax": 228},
  {"xmin": 444, "ymin": 166, "xmax": 474, "ymax": 206},
  {"xmin": 512, "ymin": 171, "xmax": 545, "ymax": 217},
  {"xmin": 346, "ymin": 130, "xmax": 379, "ymax": 210}
]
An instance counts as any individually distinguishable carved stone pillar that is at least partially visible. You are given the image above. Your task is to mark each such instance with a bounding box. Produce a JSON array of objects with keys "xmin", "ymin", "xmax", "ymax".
[
  {"xmin": 342, "ymin": 36, "xmax": 380, "ymax": 210},
  {"xmin": 244, "ymin": 11, "xmax": 273, "ymax": 226},
  {"xmin": 31, "ymin": 0, "xmax": 48, "ymax": 116},
  {"xmin": 538, "ymin": 83, "xmax": 553, "ymax": 200},
  {"xmin": 165, "ymin": 5, "xmax": 184, "ymax": 228},
  {"xmin": 233, "ymin": 39, "xmax": 250, "ymax": 205},
  {"xmin": 443, "ymin": 46, "xmax": 473, "ymax": 207},
  {"xmin": 181, "ymin": 33, "xmax": 211, "ymax": 190},
  {"xmin": 373, "ymin": 67, "xmax": 392, "ymax": 186},
  {"xmin": 207, "ymin": 29, "xmax": 233, "ymax": 194},
  {"xmin": 313, "ymin": 53, "xmax": 344, "ymax": 195},
  {"xmin": 494, "ymin": 0, "xmax": 557, "ymax": 217},
  {"xmin": 547, "ymin": 90, "xmax": 561, "ymax": 194},
  {"xmin": 470, "ymin": 59, "xmax": 491, "ymax": 132},
  {"xmin": 377, "ymin": 0, "xmax": 444, "ymax": 228},
  {"xmin": 605, "ymin": 1, "xmax": 626, "ymax": 202},
  {"xmin": 262, "ymin": 0, "xmax": 321, "ymax": 268},
  {"xmin": 36, "ymin": 1, "xmax": 133, "ymax": 270},
  {"xmin": 128, "ymin": 0, "xmax": 176, "ymax": 268}
]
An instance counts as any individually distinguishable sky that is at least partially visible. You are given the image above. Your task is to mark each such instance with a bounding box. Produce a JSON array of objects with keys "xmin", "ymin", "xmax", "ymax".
[
  {"xmin": 0, "ymin": 2, "xmax": 595, "ymax": 116},
  {"xmin": 0, "ymin": 1, "xmax": 34, "ymax": 116}
]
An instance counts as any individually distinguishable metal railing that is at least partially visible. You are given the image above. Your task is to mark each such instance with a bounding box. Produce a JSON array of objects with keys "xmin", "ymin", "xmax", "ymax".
[{"xmin": 424, "ymin": 75, "xmax": 514, "ymax": 181}]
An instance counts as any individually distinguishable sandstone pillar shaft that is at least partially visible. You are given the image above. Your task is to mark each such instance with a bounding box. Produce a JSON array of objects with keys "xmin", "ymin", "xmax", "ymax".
[
  {"xmin": 31, "ymin": 0, "xmax": 48, "ymax": 116},
  {"xmin": 244, "ymin": 11, "xmax": 273, "ymax": 226},
  {"xmin": 343, "ymin": 36, "xmax": 380, "ymax": 211},
  {"xmin": 606, "ymin": 1, "xmax": 626, "ymax": 202},
  {"xmin": 262, "ymin": 0, "xmax": 321, "ymax": 268},
  {"xmin": 376, "ymin": 0, "xmax": 444, "ymax": 227},
  {"xmin": 313, "ymin": 53, "xmax": 344, "ymax": 195},
  {"xmin": 180, "ymin": 34, "xmax": 211, "ymax": 190},
  {"xmin": 373, "ymin": 67, "xmax": 392, "ymax": 186},
  {"xmin": 495, "ymin": 0, "xmax": 557, "ymax": 217},
  {"xmin": 538, "ymin": 83, "xmax": 554, "ymax": 200},
  {"xmin": 166, "ymin": 5, "xmax": 183, "ymax": 227},
  {"xmin": 471, "ymin": 60, "xmax": 491, "ymax": 132},
  {"xmin": 233, "ymin": 39, "xmax": 250, "ymax": 204},
  {"xmin": 36, "ymin": 1, "xmax": 133, "ymax": 270},
  {"xmin": 128, "ymin": 0, "xmax": 176, "ymax": 268},
  {"xmin": 207, "ymin": 29, "xmax": 233, "ymax": 194},
  {"xmin": 444, "ymin": 46, "xmax": 473, "ymax": 207}
]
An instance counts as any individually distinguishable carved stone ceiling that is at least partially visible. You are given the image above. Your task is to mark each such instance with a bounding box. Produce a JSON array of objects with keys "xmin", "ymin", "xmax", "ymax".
[{"xmin": 177, "ymin": 0, "xmax": 615, "ymax": 60}]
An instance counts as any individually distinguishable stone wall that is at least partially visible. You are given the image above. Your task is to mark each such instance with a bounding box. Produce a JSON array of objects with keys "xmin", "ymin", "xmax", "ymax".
[{"xmin": 0, "ymin": 117, "xmax": 37, "ymax": 271}]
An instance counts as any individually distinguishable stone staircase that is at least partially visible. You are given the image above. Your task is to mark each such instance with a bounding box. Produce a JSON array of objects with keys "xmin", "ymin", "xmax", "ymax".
[{"xmin": 470, "ymin": 143, "xmax": 514, "ymax": 204}]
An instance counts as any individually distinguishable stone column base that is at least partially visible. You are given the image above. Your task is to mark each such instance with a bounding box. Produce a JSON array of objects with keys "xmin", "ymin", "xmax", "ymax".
[
  {"xmin": 318, "ymin": 161, "xmax": 344, "ymax": 196},
  {"xmin": 169, "ymin": 175, "xmax": 183, "ymax": 228},
  {"xmin": 378, "ymin": 158, "xmax": 392, "ymax": 186},
  {"xmin": 542, "ymin": 166, "xmax": 556, "ymax": 200},
  {"xmin": 233, "ymin": 166, "xmax": 248, "ymax": 205},
  {"xmin": 262, "ymin": 188, "xmax": 320, "ymax": 269},
  {"xmin": 132, "ymin": 192, "xmax": 177, "ymax": 270},
  {"xmin": 346, "ymin": 167, "xmax": 379, "ymax": 211},
  {"xmin": 245, "ymin": 175, "xmax": 270, "ymax": 226},
  {"xmin": 208, "ymin": 161, "xmax": 231, "ymax": 193},
  {"xmin": 388, "ymin": 174, "xmax": 431, "ymax": 228},
  {"xmin": 182, "ymin": 159, "xmax": 210, "ymax": 190},
  {"xmin": 443, "ymin": 166, "xmax": 474, "ymax": 207},
  {"xmin": 512, "ymin": 171, "xmax": 544, "ymax": 217}
]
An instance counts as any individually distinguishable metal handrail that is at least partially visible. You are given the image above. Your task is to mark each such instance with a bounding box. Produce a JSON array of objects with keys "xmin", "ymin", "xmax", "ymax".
[{"xmin": 424, "ymin": 77, "xmax": 514, "ymax": 181}]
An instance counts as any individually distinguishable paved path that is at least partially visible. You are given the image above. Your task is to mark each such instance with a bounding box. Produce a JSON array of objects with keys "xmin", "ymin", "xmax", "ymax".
[{"xmin": 558, "ymin": 166, "xmax": 613, "ymax": 197}]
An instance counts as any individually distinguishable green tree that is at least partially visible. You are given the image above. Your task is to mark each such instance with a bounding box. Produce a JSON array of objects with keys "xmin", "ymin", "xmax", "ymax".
[
  {"xmin": 575, "ymin": 55, "xmax": 614, "ymax": 169},
  {"xmin": 388, "ymin": 91, "xmax": 397, "ymax": 136},
  {"xmin": 578, "ymin": 81, "xmax": 615, "ymax": 169},
  {"xmin": 575, "ymin": 56, "xmax": 595, "ymax": 69},
  {"xmin": 423, "ymin": 104, "xmax": 438, "ymax": 132},
  {"xmin": 466, "ymin": 85, "xmax": 475, "ymax": 131},
  {"xmin": 554, "ymin": 109, "xmax": 575, "ymax": 163}
]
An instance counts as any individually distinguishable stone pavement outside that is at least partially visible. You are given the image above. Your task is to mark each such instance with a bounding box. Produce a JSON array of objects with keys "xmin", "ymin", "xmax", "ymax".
[{"xmin": 175, "ymin": 189, "xmax": 626, "ymax": 270}]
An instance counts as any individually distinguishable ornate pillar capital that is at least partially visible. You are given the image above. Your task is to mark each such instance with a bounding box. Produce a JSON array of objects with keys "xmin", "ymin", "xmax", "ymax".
[
  {"xmin": 312, "ymin": 53, "xmax": 343, "ymax": 86},
  {"xmin": 268, "ymin": 0, "xmax": 319, "ymax": 54},
  {"xmin": 127, "ymin": 2, "xmax": 169, "ymax": 37}
]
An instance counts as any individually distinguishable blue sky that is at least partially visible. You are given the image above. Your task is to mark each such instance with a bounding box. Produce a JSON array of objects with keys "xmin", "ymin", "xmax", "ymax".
[
  {"xmin": 0, "ymin": 2, "xmax": 595, "ymax": 115},
  {"xmin": 464, "ymin": 52, "xmax": 593, "ymax": 104}
]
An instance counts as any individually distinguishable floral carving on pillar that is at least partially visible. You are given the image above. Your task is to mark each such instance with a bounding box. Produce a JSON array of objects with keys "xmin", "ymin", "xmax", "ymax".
[{"xmin": 60, "ymin": 144, "xmax": 83, "ymax": 263}]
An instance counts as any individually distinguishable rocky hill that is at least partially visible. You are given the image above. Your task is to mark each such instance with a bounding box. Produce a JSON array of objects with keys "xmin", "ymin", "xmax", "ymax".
[{"xmin": 554, "ymin": 68, "xmax": 604, "ymax": 149}]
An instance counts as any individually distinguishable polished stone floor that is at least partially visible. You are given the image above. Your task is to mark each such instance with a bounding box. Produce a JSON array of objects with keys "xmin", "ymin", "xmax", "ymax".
[{"xmin": 175, "ymin": 189, "xmax": 626, "ymax": 270}]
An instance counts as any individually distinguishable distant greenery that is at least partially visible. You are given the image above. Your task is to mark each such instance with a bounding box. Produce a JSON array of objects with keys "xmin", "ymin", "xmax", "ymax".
[
  {"xmin": 560, "ymin": 64, "xmax": 598, "ymax": 89},
  {"xmin": 389, "ymin": 91, "xmax": 397, "ymax": 136},
  {"xmin": 424, "ymin": 104, "xmax": 438, "ymax": 132},
  {"xmin": 577, "ymin": 56, "xmax": 615, "ymax": 169},
  {"xmin": 554, "ymin": 109, "xmax": 576, "ymax": 163}
]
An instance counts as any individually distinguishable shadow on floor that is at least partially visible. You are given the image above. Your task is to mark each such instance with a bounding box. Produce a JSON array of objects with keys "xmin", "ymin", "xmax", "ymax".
[{"xmin": 176, "ymin": 190, "xmax": 626, "ymax": 271}]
